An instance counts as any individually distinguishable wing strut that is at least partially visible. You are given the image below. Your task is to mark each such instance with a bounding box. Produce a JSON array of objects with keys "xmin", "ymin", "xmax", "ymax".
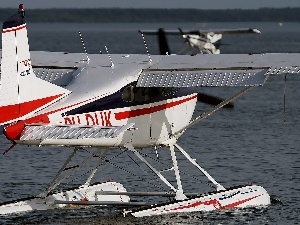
[
  {"xmin": 38, "ymin": 148, "xmax": 105, "ymax": 198},
  {"xmin": 170, "ymin": 144, "xmax": 186, "ymax": 200},
  {"xmin": 171, "ymin": 86, "xmax": 254, "ymax": 138},
  {"xmin": 37, "ymin": 147, "xmax": 80, "ymax": 198},
  {"xmin": 284, "ymin": 75, "xmax": 287, "ymax": 124},
  {"xmin": 125, "ymin": 143, "xmax": 177, "ymax": 192},
  {"xmin": 175, "ymin": 143, "xmax": 225, "ymax": 191},
  {"xmin": 84, "ymin": 149, "xmax": 108, "ymax": 186}
]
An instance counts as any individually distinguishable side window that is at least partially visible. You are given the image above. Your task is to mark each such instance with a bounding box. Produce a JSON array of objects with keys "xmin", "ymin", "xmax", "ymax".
[
  {"xmin": 161, "ymin": 87, "xmax": 180, "ymax": 97},
  {"xmin": 122, "ymin": 86, "xmax": 151, "ymax": 102},
  {"xmin": 122, "ymin": 86, "xmax": 134, "ymax": 102},
  {"xmin": 133, "ymin": 87, "xmax": 150, "ymax": 102},
  {"xmin": 122, "ymin": 86, "xmax": 179, "ymax": 102}
]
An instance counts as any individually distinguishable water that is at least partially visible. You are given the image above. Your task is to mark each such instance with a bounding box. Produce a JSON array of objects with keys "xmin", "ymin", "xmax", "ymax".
[
  {"xmin": 26, "ymin": 22, "xmax": 300, "ymax": 54},
  {"xmin": 1, "ymin": 22, "xmax": 300, "ymax": 224}
]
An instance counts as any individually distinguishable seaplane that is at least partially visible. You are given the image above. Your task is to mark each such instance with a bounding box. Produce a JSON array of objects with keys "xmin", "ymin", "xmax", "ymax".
[
  {"xmin": 0, "ymin": 4, "xmax": 299, "ymax": 217},
  {"xmin": 139, "ymin": 27, "xmax": 261, "ymax": 55}
]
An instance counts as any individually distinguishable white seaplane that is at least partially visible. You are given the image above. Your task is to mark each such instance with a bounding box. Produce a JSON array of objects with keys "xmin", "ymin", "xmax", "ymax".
[
  {"xmin": 140, "ymin": 27, "xmax": 261, "ymax": 55},
  {"xmin": 0, "ymin": 5, "xmax": 299, "ymax": 217}
]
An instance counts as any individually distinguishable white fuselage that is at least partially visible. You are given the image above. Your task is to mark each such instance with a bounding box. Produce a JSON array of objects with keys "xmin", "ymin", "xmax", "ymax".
[
  {"xmin": 55, "ymin": 93, "xmax": 197, "ymax": 147},
  {"xmin": 1, "ymin": 50, "xmax": 201, "ymax": 148},
  {"xmin": 14, "ymin": 92, "xmax": 198, "ymax": 148}
]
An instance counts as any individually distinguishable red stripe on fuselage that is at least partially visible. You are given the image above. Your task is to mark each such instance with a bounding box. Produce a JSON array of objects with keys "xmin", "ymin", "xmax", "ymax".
[
  {"xmin": 115, "ymin": 94, "xmax": 197, "ymax": 120},
  {"xmin": 3, "ymin": 94, "xmax": 107, "ymax": 128},
  {"xmin": 2, "ymin": 24, "xmax": 26, "ymax": 33},
  {"xmin": 0, "ymin": 94, "xmax": 64, "ymax": 123}
]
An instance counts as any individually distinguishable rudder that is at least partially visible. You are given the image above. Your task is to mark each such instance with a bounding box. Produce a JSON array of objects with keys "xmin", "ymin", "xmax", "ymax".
[{"xmin": 0, "ymin": 4, "xmax": 71, "ymax": 125}]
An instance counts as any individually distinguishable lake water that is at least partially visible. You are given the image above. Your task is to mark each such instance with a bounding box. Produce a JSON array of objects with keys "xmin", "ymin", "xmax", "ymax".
[{"xmin": 0, "ymin": 22, "xmax": 300, "ymax": 224}]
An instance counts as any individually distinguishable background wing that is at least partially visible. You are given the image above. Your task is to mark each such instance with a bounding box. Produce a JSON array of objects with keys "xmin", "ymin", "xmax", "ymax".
[{"xmin": 139, "ymin": 28, "xmax": 261, "ymax": 35}]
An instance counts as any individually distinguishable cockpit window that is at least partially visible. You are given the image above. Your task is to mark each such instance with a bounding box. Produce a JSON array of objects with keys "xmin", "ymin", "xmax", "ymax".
[
  {"xmin": 122, "ymin": 85, "xmax": 179, "ymax": 102},
  {"xmin": 122, "ymin": 86, "xmax": 134, "ymax": 102}
]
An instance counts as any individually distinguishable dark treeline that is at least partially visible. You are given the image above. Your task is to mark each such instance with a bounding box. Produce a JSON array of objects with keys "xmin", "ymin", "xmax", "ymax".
[{"xmin": 0, "ymin": 7, "xmax": 300, "ymax": 22}]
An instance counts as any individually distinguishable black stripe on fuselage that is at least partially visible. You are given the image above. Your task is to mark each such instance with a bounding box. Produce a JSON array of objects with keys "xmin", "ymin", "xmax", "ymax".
[{"xmin": 64, "ymin": 86, "xmax": 196, "ymax": 116}]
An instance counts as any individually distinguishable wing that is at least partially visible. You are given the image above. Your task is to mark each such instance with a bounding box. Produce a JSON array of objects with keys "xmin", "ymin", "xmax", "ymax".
[
  {"xmin": 139, "ymin": 29, "xmax": 181, "ymax": 35},
  {"xmin": 20, "ymin": 52, "xmax": 300, "ymax": 88},
  {"xmin": 14, "ymin": 51, "xmax": 300, "ymax": 89},
  {"xmin": 187, "ymin": 28, "xmax": 261, "ymax": 35},
  {"xmin": 137, "ymin": 53, "xmax": 300, "ymax": 87}
]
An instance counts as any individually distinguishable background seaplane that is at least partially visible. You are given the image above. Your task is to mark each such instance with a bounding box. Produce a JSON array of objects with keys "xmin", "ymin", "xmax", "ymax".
[
  {"xmin": 1, "ymin": 4, "xmax": 300, "ymax": 217},
  {"xmin": 139, "ymin": 27, "xmax": 261, "ymax": 55}
]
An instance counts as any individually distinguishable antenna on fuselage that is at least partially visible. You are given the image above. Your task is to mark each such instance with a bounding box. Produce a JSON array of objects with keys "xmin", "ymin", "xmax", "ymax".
[
  {"xmin": 140, "ymin": 32, "xmax": 152, "ymax": 63},
  {"xmin": 105, "ymin": 45, "xmax": 114, "ymax": 68},
  {"xmin": 78, "ymin": 31, "xmax": 90, "ymax": 62}
]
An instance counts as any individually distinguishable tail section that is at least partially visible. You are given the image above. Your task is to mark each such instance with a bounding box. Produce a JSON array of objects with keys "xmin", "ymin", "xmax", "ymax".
[{"xmin": 0, "ymin": 4, "xmax": 71, "ymax": 125}]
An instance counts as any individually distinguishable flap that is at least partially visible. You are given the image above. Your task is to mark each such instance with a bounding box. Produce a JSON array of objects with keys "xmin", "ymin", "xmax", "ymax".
[{"xmin": 20, "ymin": 123, "xmax": 135, "ymax": 140}]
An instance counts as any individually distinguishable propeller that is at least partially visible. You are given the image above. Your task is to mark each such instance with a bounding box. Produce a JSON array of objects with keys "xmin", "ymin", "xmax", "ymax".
[
  {"xmin": 178, "ymin": 27, "xmax": 192, "ymax": 46},
  {"xmin": 158, "ymin": 28, "xmax": 171, "ymax": 55},
  {"xmin": 197, "ymin": 92, "xmax": 234, "ymax": 108}
]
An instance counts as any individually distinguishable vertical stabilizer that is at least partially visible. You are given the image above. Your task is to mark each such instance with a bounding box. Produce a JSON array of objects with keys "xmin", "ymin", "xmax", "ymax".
[{"xmin": 0, "ymin": 4, "xmax": 71, "ymax": 125}]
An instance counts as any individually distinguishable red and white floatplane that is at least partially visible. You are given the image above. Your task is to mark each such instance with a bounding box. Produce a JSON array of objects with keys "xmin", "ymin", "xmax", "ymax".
[{"xmin": 1, "ymin": 4, "xmax": 298, "ymax": 217}]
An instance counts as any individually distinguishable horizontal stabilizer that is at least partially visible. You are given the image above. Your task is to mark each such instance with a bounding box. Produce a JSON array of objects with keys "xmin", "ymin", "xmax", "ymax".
[
  {"xmin": 33, "ymin": 67, "xmax": 77, "ymax": 86},
  {"xmin": 20, "ymin": 123, "xmax": 135, "ymax": 141},
  {"xmin": 137, "ymin": 68, "xmax": 268, "ymax": 87}
]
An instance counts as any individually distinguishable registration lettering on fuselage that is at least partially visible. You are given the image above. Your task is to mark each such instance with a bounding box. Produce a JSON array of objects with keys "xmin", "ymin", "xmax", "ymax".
[{"xmin": 63, "ymin": 111, "xmax": 112, "ymax": 126}]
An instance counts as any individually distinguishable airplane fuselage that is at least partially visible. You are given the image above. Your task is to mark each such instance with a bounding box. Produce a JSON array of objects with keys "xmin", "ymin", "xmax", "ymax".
[
  {"xmin": 58, "ymin": 90, "xmax": 198, "ymax": 147},
  {"xmin": 1, "ymin": 51, "xmax": 199, "ymax": 148},
  {"xmin": 8, "ymin": 89, "xmax": 198, "ymax": 148}
]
